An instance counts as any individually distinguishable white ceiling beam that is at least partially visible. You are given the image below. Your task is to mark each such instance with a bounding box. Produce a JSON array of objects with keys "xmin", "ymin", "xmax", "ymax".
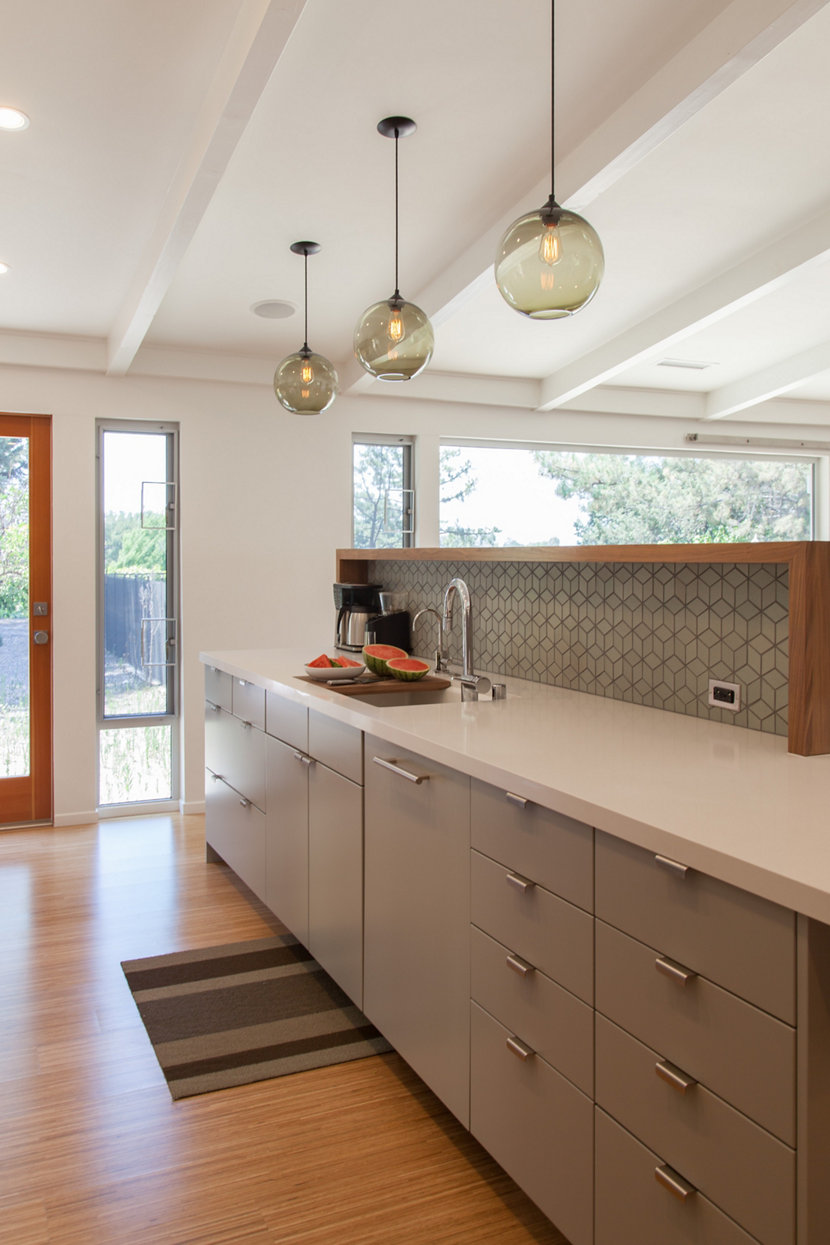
[
  {"xmin": 538, "ymin": 204, "xmax": 830, "ymax": 410},
  {"xmin": 106, "ymin": 0, "xmax": 309, "ymax": 377},
  {"xmin": 406, "ymin": 0, "xmax": 830, "ymax": 336},
  {"xmin": 704, "ymin": 338, "xmax": 830, "ymax": 418}
]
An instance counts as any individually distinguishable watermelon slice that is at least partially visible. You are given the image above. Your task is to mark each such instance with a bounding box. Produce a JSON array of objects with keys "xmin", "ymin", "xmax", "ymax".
[
  {"xmin": 307, "ymin": 654, "xmax": 335, "ymax": 668},
  {"xmin": 362, "ymin": 643, "xmax": 408, "ymax": 676},
  {"xmin": 386, "ymin": 657, "xmax": 430, "ymax": 682}
]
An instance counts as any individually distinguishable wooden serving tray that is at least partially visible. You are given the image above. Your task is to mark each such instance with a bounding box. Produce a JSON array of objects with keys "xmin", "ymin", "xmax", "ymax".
[{"xmin": 298, "ymin": 674, "xmax": 451, "ymax": 696}]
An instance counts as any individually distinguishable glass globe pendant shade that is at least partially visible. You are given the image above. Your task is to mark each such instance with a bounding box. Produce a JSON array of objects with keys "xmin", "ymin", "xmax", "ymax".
[
  {"xmin": 354, "ymin": 294, "xmax": 434, "ymax": 381},
  {"xmin": 495, "ymin": 200, "xmax": 604, "ymax": 319},
  {"xmin": 274, "ymin": 346, "xmax": 338, "ymax": 414}
]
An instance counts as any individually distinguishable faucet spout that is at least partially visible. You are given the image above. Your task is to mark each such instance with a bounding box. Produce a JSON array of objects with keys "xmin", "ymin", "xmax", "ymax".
[
  {"xmin": 442, "ymin": 577, "xmax": 474, "ymax": 680},
  {"xmin": 442, "ymin": 577, "xmax": 491, "ymax": 699}
]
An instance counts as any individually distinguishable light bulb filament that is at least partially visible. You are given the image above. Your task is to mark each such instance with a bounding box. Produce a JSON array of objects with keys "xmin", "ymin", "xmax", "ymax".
[
  {"xmin": 387, "ymin": 308, "xmax": 405, "ymax": 345},
  {"xmin": 540, "ymin": 224, "xmax": 561, "ymax": 265},
  {"xmin": 301, "ymin": 359, "xmax": 314, "ymax": 385}
]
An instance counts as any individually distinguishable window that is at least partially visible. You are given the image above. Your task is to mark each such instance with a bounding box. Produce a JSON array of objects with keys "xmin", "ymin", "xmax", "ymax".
[
  {"xmin": 439, "ymin": 443, "xmax": 814, "ymax": 547},
  {"xmin": 352, "ymin": 436, "xmax": 414, "ymax": 548},
  {"xmin": 97, "ymin": 422, "xmax": 179, "ymax": 808}
]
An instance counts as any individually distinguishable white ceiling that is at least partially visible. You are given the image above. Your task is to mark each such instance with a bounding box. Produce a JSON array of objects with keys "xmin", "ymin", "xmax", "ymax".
[{"xmin": 1, "ymin": 0, "xmax": 830, "ymax": 427}]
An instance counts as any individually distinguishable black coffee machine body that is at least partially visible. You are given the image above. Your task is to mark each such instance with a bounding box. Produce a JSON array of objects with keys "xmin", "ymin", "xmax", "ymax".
[
  {"xmin": 333, "ymin": 583, "xmax": 381, "ymax": 651},
  {"xmin": 333, "ymin": 582, "xmax": 411, "ymax": 653}
]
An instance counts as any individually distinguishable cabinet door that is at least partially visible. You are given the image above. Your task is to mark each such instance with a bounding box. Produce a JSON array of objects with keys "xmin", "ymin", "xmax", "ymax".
[
  {"xmin": 364, "ymin": 736, "xmax": 471, "ymax": 1125},
  {"xmin": 471, "ymin": 1002, "xmax": 594, "ymax": 1245},
  {"xmin": 308, "ymin": 764, "xmax": 363, "ymax": 1007},
  {"xmin": 266, "ymin": 735, "xmax": 309, "ymax": 944},
  {"xmin": 205, "ymin": 768, "xmax": 267, "ymax": 903}
]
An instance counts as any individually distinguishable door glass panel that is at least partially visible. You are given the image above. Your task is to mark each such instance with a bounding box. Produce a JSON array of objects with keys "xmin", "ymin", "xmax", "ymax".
[
  {"xmin": 102, "ymin": 431, "xmax": 172, "ymax": 718},
  {"xmin": 0, "ymin": 436, "xmax": 29, "ymax": 777}
]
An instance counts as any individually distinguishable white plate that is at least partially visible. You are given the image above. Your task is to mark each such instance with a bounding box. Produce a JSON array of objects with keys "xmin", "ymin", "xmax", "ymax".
[{"xmin": 303, "ymin": 661, "xmax": 368, "ymax": 682}]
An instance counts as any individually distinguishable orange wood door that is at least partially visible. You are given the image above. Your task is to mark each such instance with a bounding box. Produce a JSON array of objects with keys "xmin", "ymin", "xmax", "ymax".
[{"xmin": 0, "ymin": 413, "xmax": 52, "ymax": 823}]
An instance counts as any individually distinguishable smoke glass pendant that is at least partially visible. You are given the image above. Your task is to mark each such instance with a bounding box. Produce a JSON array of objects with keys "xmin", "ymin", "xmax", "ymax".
[
  {"xmin": 495, "ymin": 201, "xmax": 604, "ymax": 319},
  {"xmin": 354, "ymin": 294, "xmax": 434, "ymax": 381}
]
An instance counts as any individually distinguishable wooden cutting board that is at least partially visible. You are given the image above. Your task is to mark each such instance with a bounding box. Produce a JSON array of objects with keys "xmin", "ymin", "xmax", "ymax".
[{"xmin": 298, "ymin": 674, "xmax": 451, "ymax": 696}]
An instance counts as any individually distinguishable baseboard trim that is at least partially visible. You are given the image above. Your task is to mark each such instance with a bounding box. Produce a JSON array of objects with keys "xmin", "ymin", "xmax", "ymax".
[
  {"xmin": 181, "ymin": 800, "xmax": 205, "ymax": 816},
  {"xmin": 53, "ymin": 811, "xmax": 98, "ymax": 827}
]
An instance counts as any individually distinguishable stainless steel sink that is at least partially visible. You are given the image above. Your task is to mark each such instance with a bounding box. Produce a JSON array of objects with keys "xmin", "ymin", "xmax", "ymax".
[{"xmin": 345, "ymin": 682, "xmax": 464, "ymax": 707}]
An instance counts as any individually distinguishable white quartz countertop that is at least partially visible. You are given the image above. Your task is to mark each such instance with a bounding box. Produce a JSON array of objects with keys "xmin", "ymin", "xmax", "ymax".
[{"xmin": 201, "ymin": 647, "xmax": 830, "ymax": 923}]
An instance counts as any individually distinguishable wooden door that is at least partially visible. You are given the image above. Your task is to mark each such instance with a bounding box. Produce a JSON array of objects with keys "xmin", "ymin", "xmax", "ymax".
[{"xmin": 0, "ymin": 413, "xmax": 52, "ymax": 823}]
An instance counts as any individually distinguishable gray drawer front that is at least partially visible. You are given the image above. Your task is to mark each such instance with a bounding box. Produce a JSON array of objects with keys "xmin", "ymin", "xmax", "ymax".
[
  {"xmin": 231, "ymin": 678, "xmax": 265, "ymax": 730},
  {"xmin": 204, "ymin": 665, "xmax": 232, "ymax": 711},
  {"xmin": 308, "ymin": 710, "xmax": 363, "ymax": 783},
  {"xmin": 596, "ymin": 830, "xmax": 795, "ymax": 1023},
  {"xmin": 595, "ymin": 1109, "xmax": 758, "ymax": 1245},
  {"xmin": 205, "ymin": 706, "xmax": 266, "ymax": 812},
  {"xmin": 596, "ymin": 920, "xmax": 795, "ymax": 1146},
  {"xmin": 205, "ymin": 768, "xmax": 267, "ymax": 904},
  {"xmin": 265, "ymin": 691, "xmax": 308, "ymax": 751},
  {"xmin": 471, "ymin": 926, "xmax": 593, "ymax": 1096},
  {"xmin": 471, "ymin": 850, "xmax": 593, "ymax": 1004},
  {"xmin": 471, "ymin": 1002, "xmax": 593, "ymax": 1245},
  {"xmin": 596, "ymin": 1014, "xmax": 794, "ymax": 1245},
  {"xmin": 471, "ymin": 778, "xmax": 593, "ymax": 911}
]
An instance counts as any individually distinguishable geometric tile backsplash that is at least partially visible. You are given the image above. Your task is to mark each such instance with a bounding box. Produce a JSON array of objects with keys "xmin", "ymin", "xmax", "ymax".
[{"xmin": 375, "ymin": 558, "xmax": 790, "ymax": 737}]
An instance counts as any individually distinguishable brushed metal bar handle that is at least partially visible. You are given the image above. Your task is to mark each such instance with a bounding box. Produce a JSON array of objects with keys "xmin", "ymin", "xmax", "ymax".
[
  {"xmin": 655, "ymin": 1059, "xmax": 698, "ymax": 1093},
  {"xmin": 655, "ymin": 853, "xmax": 690, "ymax": 879},
  {"xmin": 372, "ymin": 756, "xmax": 430, "ymax": 784},
  {"xmin": 655, "ymin": 954, "xmax": 697, "ymax": 986},
  {"xmin": 505, "ymin": 791, "xmax": 529, "ymax": 809},
  {"xmin": 506, "ymin": 1035, "xmax": 535, "ymax": 1061},
  {"xmin": 293, "ymin": 751, "xmax": 313, "ymax": 767},
  {"xmin": 506, "ymin": 952, "xmax": 535, "ymax": 977},
  {"xmin": 506, "ymin": 871, "xmax": 535, "ymax": 893},
  {"xmin": 655, "ymin": 1164, "xmax": 696, "ymax": 1202}
]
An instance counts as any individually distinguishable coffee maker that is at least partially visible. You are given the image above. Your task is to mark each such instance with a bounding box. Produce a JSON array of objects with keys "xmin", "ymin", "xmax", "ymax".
[{"xmin": 333, "ymin": 583, "xmax": 381, "ymax": 651}]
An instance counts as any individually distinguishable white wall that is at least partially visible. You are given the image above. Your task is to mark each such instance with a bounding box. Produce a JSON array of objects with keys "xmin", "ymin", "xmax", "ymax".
[{"xmin": 2, "ymin": 361, "xmax": 822, "ymax": 823}]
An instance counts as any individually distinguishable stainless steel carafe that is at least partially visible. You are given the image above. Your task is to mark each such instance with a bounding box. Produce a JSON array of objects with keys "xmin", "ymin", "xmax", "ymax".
[{"xmin": 333, "ymin": 582, "xmax": 381, "ymax": 651}]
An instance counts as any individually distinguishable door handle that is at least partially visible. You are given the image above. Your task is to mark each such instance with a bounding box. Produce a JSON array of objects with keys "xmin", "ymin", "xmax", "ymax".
[{"xmin": 33, "ymin": 630, "xmax": 49, "ymax": 645}]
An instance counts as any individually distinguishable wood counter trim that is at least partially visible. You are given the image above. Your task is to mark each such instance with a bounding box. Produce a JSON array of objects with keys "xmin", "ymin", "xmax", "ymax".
[{"xmin": 337, "ymin": 543, "xmax": 830, "ymax": 756}]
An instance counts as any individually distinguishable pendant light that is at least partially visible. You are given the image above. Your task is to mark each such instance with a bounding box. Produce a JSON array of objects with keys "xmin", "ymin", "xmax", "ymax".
[
  {"xmin": 354, "ymin": 117, "xmax": 434, "ymax": 381},
  {"xmin": 495, "ymin": 1, "xmax": 604, "ymax": 319},
  {"xmin": 274, "ymin": 241, "xmax": 338, "ymax": 414}
]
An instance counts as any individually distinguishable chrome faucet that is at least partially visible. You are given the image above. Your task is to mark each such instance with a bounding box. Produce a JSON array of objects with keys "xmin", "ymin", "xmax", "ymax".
[
  {"xmin": 412, "ymin": 606, "xmax": 448, "ymax": 672},
  {"xmin": 441, "ymin": 577, "xmax": 491, "ymax": 701}
]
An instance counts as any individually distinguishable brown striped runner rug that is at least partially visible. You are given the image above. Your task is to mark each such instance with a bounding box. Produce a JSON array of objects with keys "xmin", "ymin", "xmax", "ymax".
[{"xmin": 122, "ymin": 933, "xmax": 391, "ymax": 1100}]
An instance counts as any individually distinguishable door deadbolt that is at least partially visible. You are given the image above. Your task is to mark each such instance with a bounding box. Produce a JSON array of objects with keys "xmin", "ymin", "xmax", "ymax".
[{"xmin": 33, "ymin": 630, "xmax": 49, "ymax": 645}]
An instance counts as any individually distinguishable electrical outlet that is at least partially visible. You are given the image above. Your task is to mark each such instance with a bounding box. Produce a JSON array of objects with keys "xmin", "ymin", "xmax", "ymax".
[{"xmin": 708, "ymin": 679, "xmax": 741, "ymax": 712}]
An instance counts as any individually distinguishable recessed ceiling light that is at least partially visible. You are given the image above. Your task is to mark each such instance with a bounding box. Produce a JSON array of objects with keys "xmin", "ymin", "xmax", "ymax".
[
  {"xmin": 0, "ymin": 262, "xmax": 9, "ymax": 275},
  {"xmin": 0, "ymin": 107, "xmax": 30, "ymax": 131},
  {"xmin": 658, "ymin": 358, "xmax": 716, "ymax": 370},
  {"xmin": 251, "ymin": 300, "xmax": 296, "ymax": 320}
]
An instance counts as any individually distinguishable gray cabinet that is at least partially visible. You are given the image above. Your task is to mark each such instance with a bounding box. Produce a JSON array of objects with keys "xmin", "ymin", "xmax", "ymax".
[
  {"xmin": 204, "ymin": 669, "xmax": 267, "ymax": 902},
  {"xmin": 363, "ymin": 735, "xmax": 470, "ymax": 1125},
  {"xmin": 595, "ymin": 830, "xmax": 798, "ymax": 1245},
  {"xmin": 266, "ymin": 705, "xmax": 364, "ymax": 1005},
  {"xmin": 469, "ymin": 777, "xmax": 595, "ymax": 1245},
  {"xmin": 266, "ymin": 733, "xmax": 311, "ymax": 944}
]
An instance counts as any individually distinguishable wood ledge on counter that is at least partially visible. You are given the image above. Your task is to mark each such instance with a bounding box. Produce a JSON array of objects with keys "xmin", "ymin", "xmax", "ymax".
[{"xmin": 336, "ymin": 542, "xmax": 830, "ymax": 759}]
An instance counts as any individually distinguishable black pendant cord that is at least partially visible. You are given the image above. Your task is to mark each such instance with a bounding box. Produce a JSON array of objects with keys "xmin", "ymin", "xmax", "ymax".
[
  {"xmin": 393, "ymin": 127, "xmax": 401, "ymax": 300},
  {"xmin": 549, "ymin": 0, "xmax": 557, "ymax": 207},
  {"xmin": 302, "ymin": 249, "xmax": 310, "ymax": 352}
]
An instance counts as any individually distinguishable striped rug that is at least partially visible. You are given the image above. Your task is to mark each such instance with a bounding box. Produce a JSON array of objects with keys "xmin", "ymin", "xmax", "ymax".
[{"xmin": 122, "ymin": 933, "xmax": 391, "ymax": 1099}]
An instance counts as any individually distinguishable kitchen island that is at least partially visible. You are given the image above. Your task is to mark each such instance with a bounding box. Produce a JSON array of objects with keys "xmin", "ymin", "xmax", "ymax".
[{"xmin": 201, "ymin": 647, "xmax": 830, "ymax": 1245}]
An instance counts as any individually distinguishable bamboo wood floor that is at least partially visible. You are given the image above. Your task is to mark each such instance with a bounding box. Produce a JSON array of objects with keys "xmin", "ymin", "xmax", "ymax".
[{"xmin": 0, "ymin": 813, "xmax": 568, "ymax": 1245}]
